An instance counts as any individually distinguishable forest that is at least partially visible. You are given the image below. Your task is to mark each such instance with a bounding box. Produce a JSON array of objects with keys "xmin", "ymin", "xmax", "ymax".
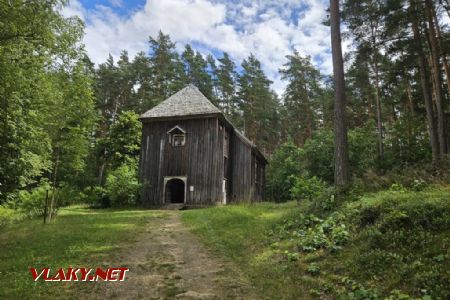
[
  {"xmin": 0, "ymin": 0, "xmax": 449, "ymax": 298},
  {"xmin": 1, "ymin": 0, "xmax": 449, "ymax": 210}
]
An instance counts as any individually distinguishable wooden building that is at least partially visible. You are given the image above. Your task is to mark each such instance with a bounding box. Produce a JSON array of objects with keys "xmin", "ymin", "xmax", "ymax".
[{"xmin": 139, "ymin": 84, "xmax": 267, "ymax": 207}]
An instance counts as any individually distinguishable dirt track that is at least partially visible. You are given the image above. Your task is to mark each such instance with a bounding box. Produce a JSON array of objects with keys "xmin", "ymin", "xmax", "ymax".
[{"xmin": 89, "ymin": 212, "xmax": 256, "ymax": 299}]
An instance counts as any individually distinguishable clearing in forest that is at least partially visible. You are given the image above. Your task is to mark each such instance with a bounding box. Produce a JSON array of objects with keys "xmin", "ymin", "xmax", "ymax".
[{"xmin": 88, "ymin": 212, "xmax": 256, "ymax": 299}]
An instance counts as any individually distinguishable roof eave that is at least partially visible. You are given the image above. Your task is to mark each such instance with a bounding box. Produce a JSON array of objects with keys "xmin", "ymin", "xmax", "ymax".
[{"xmin": 140, "ymin": 112, "xmax": 222, "ymax": 123}]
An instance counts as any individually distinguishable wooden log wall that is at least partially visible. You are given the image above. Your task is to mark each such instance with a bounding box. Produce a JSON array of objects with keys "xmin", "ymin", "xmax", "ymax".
[{"xmin": 139, "ymin": 117, "xmax": 223, "ymax": 206}]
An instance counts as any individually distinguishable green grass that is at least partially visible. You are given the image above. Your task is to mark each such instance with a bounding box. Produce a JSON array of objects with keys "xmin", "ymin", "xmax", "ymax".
[
  {"xmin": 181, "ymin": 201, "xmax": 311, "ymax": 299},
  {"xmin": 0, "ymin": 206, "xmax": 166, "ymax": 299},
  {"xmin": 182, "ymin": 187, "xmax": 450, "ymax": 299}
]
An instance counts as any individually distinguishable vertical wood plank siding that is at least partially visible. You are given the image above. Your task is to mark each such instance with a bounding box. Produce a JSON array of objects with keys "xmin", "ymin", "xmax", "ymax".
[
  {"xmin": 229, "ymin": 131, "xmax": 252, "ymax": 202},
  {"xmin": 139, "ymin": 116, "xmax": 266, "ymax": 206},
  {"xmin": 140, "ymin": 117, "xmax": 222, "ymax": 206}
]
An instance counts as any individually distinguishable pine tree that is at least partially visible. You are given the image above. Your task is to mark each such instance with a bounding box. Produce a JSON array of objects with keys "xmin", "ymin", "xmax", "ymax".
[
  {"xmin": 410, "ymin": 0, "xmax": 439, "ymax": 163},
  {"xmin": 344, "ymin": 0, "xmax": 387, "ymax": 158},
  {"xmin": 206, "ymin": 54, "xmax": 220, "ymax": 105},
  {"xmin": 330, "ymin": 0, "xmax": 350, "ymax": 187},
  {"xmin": 148, "ymin": 31, "xmax": 184, "ymax": 104},
  {"xmin": 181, "ymin": 44, "xmax": 214, "ymax": 100},
  {"xmin": 346, "ymin": 47, "xmax": 376, "ymax": 127},
  {"xmin": 425, "ymin": 0, "xmax": 448, "ymax": 157},
  {"xmin": 280, "ymin": 51, "xmax": 321, "ymax": 146},
  {"xmin": 130, "ymin": 51, "xmax": 152, "ymax": 113},
  {"xmin": 238, "ymin": 54, "xmax": 280, "ymax": 154},
  {"xmin": 216, "ymin": 52, "xmax": 240, "ymax": 122}
]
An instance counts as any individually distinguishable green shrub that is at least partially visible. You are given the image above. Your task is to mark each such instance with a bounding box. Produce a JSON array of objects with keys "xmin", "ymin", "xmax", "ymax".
[
  {"xmin": 108, "ymin": 111, "xmax": 142, "ymax": 168},
  {"xmin": 307, "ymin": 263, "xmax": 320, "ymax": 276},
  {"xmin": 290, "ymin": 176, "xmax": 327, "ymax": 201},
  {"xmin": 84, "ymin": 186, "xmax": 109, "ymax": 208},
  {"xmin": 302, "ymin": 126, "xmax": 378, "ymax": 184},
  {"xmin": 390, "ymin": 183, "xmax": 407, "ymax": 192},
  {"xmin": 105, "ymin": 160, "xmax": 140, "ymax": 207},
  {"xmin": 17, "ymin": 182, "xmax": 52, "ymax": 218},
  {"xmin": 57, "ymin": 182, "xmax": 86, "ymax": 206},
  {"xmin": 289, "ymin": 175, "xmax": 339, "ymax": 212},
  {"xmin": 410, "ymin": 179, "xmax": 427, "ymax": 192},
  {"xmin": 271, "ymin": 213, "xmax": 349, "ymax": 253},
  {"xmin": 0, "ymin": 206, "xmax": 23, "ymax": 228},
  {"xmin": 355, "ymin": 165, "xmax": 436, "ymax": 192},
  {"xmin": 269, "ymin": 188, "xmax": 450, "ymax": 299},
  {"xmin": 303, "ymin": 130, "xmax": 334, "ymax": 182},
  {"xmin": 348, "ymin": 122, "xmax": 379, "ymax": 174},
  {"xmin": 266, "ymin": 141, "xmax": 305, "ymax": 201}
]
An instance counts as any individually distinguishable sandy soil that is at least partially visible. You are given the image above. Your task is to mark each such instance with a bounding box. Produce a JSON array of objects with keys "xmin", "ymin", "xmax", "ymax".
[{"xmin": 88, "ymin": 211, "xmax": 257, "ymax": 299}]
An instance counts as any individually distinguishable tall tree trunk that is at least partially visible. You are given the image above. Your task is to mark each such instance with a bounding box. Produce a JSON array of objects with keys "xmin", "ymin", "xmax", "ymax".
[
  {"xmin": 49, "ymin": 149, "xmax": 60, "ymax": 222},
  {"xmin": 98, "ymin": 159, "xmax": 106, "ymax": 185},
  {"xmin": 411, "ymin": 1, "xmax": 440, "ymax": 163},
  {"xmin": 406, "ymin": 81, "xmax": 415, "ymax": 116},
  {"xmin": 425, "ymin": 0, "xmax": 448, "ymax": 157},
  {"xmin": 330, "ymin": 0, "xmax": 350, "ymax": 187},
  {"xmin": 372, "ymin": 51, "xmax": 384, "ymax": 158},
  {"xmin": 432, "ymin": 7, "xmax": 450, "ymax": 101}
]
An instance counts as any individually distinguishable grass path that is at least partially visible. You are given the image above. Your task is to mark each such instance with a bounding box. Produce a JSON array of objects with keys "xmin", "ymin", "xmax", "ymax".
[
  {"xmin": 0, "ymin": 207, "xmax": 256, "ymax": 299},
  {"xmin": 88, "ymin": 211, "xmax": 256, "ymax": 299}
]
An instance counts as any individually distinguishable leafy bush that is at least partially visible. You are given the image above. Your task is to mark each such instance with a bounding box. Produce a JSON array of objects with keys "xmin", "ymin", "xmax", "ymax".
[
  {"xmin": 84, "ymin": 186, "xmax": 109, "ymax": 208},
  {"xmin": 0, "ymin": 181, "xmax": 82, "ymax": 223},
  {"xmin": 0, "ymin": 206, "xmax": 23, "ymax": 228},
  {"xmin": 387, "ymin": 115, "xmax": 430, "ymax": 165},
  {"xmin": 17, "ymin": 182, "xmax": 52, "ymax": 218},
  {"xmin": 355, "ymin": 165, "xmax": 436, "ymax": 192},
  {"xmin": 105, "ymin": 159, "xmax": 140, "ymax": 207},
  {"xmin": 410, "ymin": 179, "xmax": 427, "ymax": 192},
  {"xmin": 268, "ymin": 188, "xmax": 450, "ymax": 299},
  {"xmin": 302, "ymin": 126, "xmax": 378, "ymax": 184},
  {"xmin": 271, "ymin": 213, "xmax": 349, "ymax": 253},
  {"xmin": 290, "ymin": 175, "xmax": 338, "ymax": 211},
  {"xmin": 266, "ymin": 141, "xmax": 305, "ymax": 201},
  {"xmin": 108, "ymin": 111, "xmax": 142, "ymax": 168},
  {"xmin": 389, "ymin": 183, "xmax": 407, "ymax": 192},
  {"xmin": 348, "ymin": 122, "xmax": 379, "ymax": 174},
  {"xmin": 290, "ymin": 176, "xmax": 327, "ymax": 201},
  {"xmin": 303, "ymin": 130, "xmax": 334, "ymax": 182},
  {"xmin": 57, "ymin": 182, "xmax": 86, "ymax": 206},
  {"xmin": 339, "ymin": 277, "xmax": 380, "ymax": 300}
]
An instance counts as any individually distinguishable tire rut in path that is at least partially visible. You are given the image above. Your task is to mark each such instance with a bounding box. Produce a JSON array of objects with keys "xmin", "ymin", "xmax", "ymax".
[{"xmin": 91, "ymin": 211, "xmax": 256, "ymax": 300}]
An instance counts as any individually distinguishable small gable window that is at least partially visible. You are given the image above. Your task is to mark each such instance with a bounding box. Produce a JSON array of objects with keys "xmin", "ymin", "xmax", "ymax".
[{"xmin": 167, "ymin": 126, "xmax": 186, "ymax": 147}]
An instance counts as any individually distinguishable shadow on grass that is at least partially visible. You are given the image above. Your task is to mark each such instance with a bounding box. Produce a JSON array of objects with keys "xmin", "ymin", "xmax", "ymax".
[{"xmin": 0, "ymin": 206, "xmax": 165, "ymax": 299}]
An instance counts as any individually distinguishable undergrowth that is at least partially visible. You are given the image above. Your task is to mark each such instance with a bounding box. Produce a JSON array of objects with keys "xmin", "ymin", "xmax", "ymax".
[
  {"xmin": 183, "ymin": 186, "xmax": 450, "ymax": 299},
  {"xmin": 269, "ymin": 186, "xmax": 450, "ymax": 299}
]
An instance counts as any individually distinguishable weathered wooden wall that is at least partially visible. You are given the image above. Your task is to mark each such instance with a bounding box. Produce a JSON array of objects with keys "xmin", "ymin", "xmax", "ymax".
[
  {"xmin": 228, "ymin": 132, "xmax": 253, "ymax": 202},
  {"xmin": 253, "ymin": 153, "xmax": 265, "ymax": 201},
  {"xmin": 139, "ymin": 115, "xmax": 266, "ymax": 206},
  {"xmin": 139, "ymin": 117, "xmax": 223, "ymax": 206}
]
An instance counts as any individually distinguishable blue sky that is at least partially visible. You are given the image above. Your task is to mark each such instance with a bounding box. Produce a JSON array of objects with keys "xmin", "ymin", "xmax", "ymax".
[{"xmin": 62, "ymin": 0, "xmax": 336, "ymax": 95}]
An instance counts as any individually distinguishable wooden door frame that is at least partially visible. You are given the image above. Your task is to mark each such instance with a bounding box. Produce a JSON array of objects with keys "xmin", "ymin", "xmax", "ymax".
[{"xmin": 163, "ymin": 176, "xmax": 187, "ymax": 204}]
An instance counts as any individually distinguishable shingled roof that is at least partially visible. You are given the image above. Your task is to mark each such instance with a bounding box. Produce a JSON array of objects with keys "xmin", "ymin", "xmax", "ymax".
[
  {"xmin": 140, "ymin": 84, "xmax": 221, "ymax": 119},
  {"xmin": 140, "ymin": 84, "xmax": 267, "ymax": 162}
]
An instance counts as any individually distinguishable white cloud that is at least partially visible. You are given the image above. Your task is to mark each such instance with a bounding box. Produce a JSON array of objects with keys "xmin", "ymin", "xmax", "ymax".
[
  {"xmin": 62, "ymin": 0, "xmax": 334, "ymax": 96},
  {"xmin": 108, "ymin": 0, "xmax": 123, "ymax": 8}
]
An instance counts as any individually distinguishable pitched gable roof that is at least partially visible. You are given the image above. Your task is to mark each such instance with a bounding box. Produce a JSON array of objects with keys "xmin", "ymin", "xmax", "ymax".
[
  {"xmin": 140, "ymin": 84, "xmax": 267, "ymax": 162},
  {"xmin": 140, "ymin": 84, "xmax": 221, "ymax": 119}
]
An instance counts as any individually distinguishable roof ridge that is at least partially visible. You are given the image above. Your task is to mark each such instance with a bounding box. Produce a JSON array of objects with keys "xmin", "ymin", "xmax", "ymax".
[{"xmin": 140, "ymin": 85, "xmax": 221, "ymax": 119}]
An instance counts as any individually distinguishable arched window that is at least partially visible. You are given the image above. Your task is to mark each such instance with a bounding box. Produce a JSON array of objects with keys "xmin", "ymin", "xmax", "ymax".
[{"xmin": 167, "ymin": 125, "xmax": 186, "ymax": 147}]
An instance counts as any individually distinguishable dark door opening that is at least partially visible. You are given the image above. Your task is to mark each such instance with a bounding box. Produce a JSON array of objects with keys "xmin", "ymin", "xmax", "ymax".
[{"xmin": 165, "ymin": 179, "xmax": 185, "ymax": 203}]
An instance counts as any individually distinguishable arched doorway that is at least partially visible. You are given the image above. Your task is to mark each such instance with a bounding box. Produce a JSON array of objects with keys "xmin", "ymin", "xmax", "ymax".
[{"xmin": 165, "ymin": 178, "xmax": 185, "ymax": 203}]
